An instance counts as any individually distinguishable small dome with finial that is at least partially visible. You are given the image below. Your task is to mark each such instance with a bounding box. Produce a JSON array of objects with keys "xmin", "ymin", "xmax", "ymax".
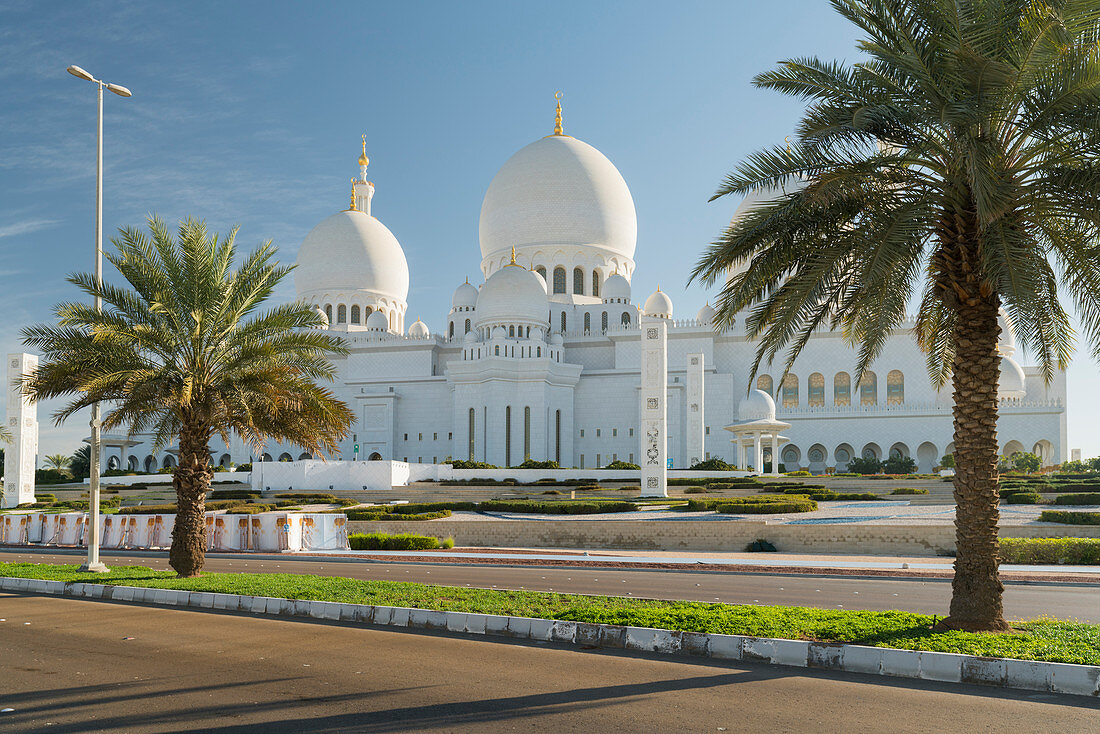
[{"xmin": 358, "ymin": 134, "xmax": 370, "ymax": 168}]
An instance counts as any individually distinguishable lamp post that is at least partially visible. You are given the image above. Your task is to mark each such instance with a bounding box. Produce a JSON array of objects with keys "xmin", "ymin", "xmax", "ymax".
[{"xmin": 67, "ymin": 65, "xmax": 131, "ymax": 573}]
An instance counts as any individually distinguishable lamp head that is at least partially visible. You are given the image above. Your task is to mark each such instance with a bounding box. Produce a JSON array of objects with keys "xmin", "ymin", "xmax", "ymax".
[
  {"xmin": 67, "ymin": 65, "xmax": 95, "ymax": 82},
  {"xmin": 106, "ymin": 83, "xmax": 132, "ymax": 98}
]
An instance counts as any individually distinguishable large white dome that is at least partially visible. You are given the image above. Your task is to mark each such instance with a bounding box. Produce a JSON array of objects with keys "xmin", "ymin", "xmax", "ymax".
[
  {"xmin": 475, "ymin": 264, "xmax": 549, "ymax": 328},
  {"xmin": 479, "ymin": 135, "xmax": 637, "ymax": 264},
  {"xmin": 295, "ymin": 210, "xmax": 409, "ymax": 301}
]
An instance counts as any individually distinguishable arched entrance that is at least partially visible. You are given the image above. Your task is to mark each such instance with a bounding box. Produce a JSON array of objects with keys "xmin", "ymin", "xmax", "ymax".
[{"xmin": 368, "ymin": 452, "xmax": 383, "ymax": 461}]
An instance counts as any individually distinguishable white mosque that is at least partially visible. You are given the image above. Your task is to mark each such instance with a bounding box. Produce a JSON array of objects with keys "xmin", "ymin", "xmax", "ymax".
[{"xmin": 96, "ymin": 102, "xmax": 1067, "ymax": 476}]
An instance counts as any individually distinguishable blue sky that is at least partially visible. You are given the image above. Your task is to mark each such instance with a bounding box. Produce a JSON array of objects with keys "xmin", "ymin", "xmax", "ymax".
[{"xmin": 1, "ymin": 0, "xmax": 1096, "ymax": 461}]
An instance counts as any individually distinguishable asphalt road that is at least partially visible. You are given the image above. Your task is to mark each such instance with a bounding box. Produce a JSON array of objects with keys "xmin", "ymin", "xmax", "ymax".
[
  {"xmin": 2, "ymin": 548, "xmax": 1096, "ymax": 622},
  {"xmin": 1, "ymin": 594, "xmax": 1096, "ymax": 733}
]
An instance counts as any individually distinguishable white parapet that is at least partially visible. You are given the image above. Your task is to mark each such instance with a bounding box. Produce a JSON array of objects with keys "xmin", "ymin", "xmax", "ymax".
[
  {"xmin": 639, "ymin": 316, "xmax": 668, "ymax": 497},
  {"xmin": 3, "ymin": 353, "xmax": 38, "ymax": 509}
]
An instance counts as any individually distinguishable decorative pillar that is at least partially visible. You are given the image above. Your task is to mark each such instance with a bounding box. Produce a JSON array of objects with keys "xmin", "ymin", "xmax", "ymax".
[
  {"xmin": 3, "ymin": 353, "xmax": 38, "ymax": 508},
  {"xmin": 639, "ymin": 315, "xmax": 668, "ymax": 497},
  {"xmin": 753, "ymin": 432, "xmax": 762, "ymax": 473},
  {"xmin": 737, "ymin": 434, "xmax": 745, "ymax": 470},
  {"xmin": 772, "ymin": 433, "xmax": 780, "ymax": 476},
  {"xmin": 686, "ymin": 353, "xmax": 704, "ymax": 467}
]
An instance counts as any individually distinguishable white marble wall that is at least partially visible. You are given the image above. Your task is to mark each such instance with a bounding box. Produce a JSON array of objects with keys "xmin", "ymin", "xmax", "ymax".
[
  {"xmin": 3, "ymin": 353, "xmax": 37, "ymax": 508},
  {"xmin": 639, "ymin": 317, "xmax": 668, "ymax": 497}
]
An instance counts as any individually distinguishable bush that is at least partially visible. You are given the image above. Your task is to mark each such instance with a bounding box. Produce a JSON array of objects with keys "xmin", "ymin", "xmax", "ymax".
[
  {"xmin": 391, "ymin": 502, "xmax": 476, "ymax": 514},
  {"xmin": 881, "ymin": 455, "xmax": 917, "ymax": 474},
  {"xmin": 34, "ymin": 468, "xmax": 72, "ymax": 485},
  {"xmin": 687, "ymin": 458, "xmax": 735, "ymax": 471},
  {"xmin": 348, "ymin": 533, "xmax": 442, "ymax": 551},
  {"xmin": 601, "ymin": 460, "xmax": 640, "ymax": 470},
  {"xmin": 715, "ymin": 499, "xmax": 817, "ymax": 514},
  {"xmin": 441, "ymin": 537, "xmax": 455, "ymax": 549},
  {"xmin": 274, "ymin": 493, "xmax": 338, "ymax": 502},
  {"xmin": 35, "ymin": 493, "xmax": 58, "ymax": 503},
  {"xmin": 999, "ymin": 537, "xmax": 1100, "ymax": 565},
  {"xmin": 478, "ymin": 500, "xmax": 636, "ymax": 515},
  {"xmin": 227, "ymin": 504, "xmax": 276, "ymax": 514},
  {"xmin": 1005, "ymin": 492, "xmax": 1044, "ymax": 504},
  {"xmin": 785, "ymin": 470, "xmax": 812, "ymax": 477},
  {"xmin": 235, "ymin": 463, "xmax": 252, "ymax": 472},
  {"xmin": 445, "ymin": 459, "xmax": 499, "ymax": 469},
  {"xmin": 1053, "ymin": 493, "xmax": 1100, "ymax": 505},
  {"xmin": 541, "ymin": 490, "xmax": 562, "ymax": 495},
  {"xmin": 890, "ymin": 488, "xmax": 929, "ymax": 495},
  {"xmin": 1039, "ymin": 511, "xmax": 1100, "ymax": 525},
  {"xmin": 683, "ymin": 487, "xmax": 710, "ymax": 494},
  {"xmin": 517, "ymin": 459, "xmax": 561, "ymax": 469},
  {"xmin": 745, "ymin": 539, "xmax": 777, "ymax": 552},
  {"xmin": 208, "ymin": 490, "xmax": 261, "ymax": 500},
  {"xmin": 846, "ymin": 456, "xmax": 883, "ymax": 474},
  {"xmin": 687, "ymin": 495, "xmax": 816, "ymax": 512},
  {"xmin": 1009, "ymin": 451, "xmax": 1042, "ymax": 473}
]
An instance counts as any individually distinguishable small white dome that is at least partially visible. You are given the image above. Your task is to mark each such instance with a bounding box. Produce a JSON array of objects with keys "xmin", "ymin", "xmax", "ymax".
[
  {"xmin": 531, "ymin": 268, "xmax": 548, "ymax": 293},
  {"xmin": 998, "ymin": 355, "xmax": 1026, "ymax": 400},
  {"xmin": 998, "ymin": 308, "xmax": 1017, "ymax": 357},
  {"xmin": 479, "ymin": 135, "xmax": 637, "ymax": 264},
  {"xmin": 295, "ymin": 210, "xmax": 409, "ymax": 301},
  {"xmin": 313, "ymin": 305, "xmax": 328, "ymax": 328},
  {"xmin": 366, "ymin": 310, "xmax": 389, "ymax": 331},
  {"xmin": 475, "ymin": 264, "xmax": 549, "ymax": 328},
  {"xmin": 696, "ymin": 302, "xmax": 716, "ymax": 325},
  {"xmin": 550, "ymin": 332, "xmax": 564, "ymax": 345},
  {"xmin": 463, "ymin": 329, "xmax": 478, "ymax": 343},
  {"xmin": 491, "ymin": 325, "xmax": 507, "ymax": 338},
  {"xmin": 644, "ymin": 289, "xmax": 673, "ymax": 318},
  {"xmin": 452, "ymin": 281, "xmax": 478, "ymax": 309},
  {"xmin": 603, "ymin": 273, "xmax": 631, "ymax": 302},
  {"xmin": 738, "ymin": 389, "xmax": 776, "ymax": 421},
  {"xmin": 408, "ymin": 319, "xmax": 430, "ymax": 338}
]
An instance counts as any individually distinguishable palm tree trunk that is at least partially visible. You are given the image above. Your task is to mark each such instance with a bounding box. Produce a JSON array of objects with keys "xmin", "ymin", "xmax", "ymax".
[
  {"xmin": 169, "ymin": 418, "xmax": 213, "ymax": 577},
  {"xmin": 941, "ymin": 293, "xmax": 1009, "ymax": 631}
]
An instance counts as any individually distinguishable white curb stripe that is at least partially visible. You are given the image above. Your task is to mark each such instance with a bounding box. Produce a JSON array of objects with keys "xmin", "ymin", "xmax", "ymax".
[{"xmin": 3, "ymin": 576, "xmax": 1097, "ymax": 698}]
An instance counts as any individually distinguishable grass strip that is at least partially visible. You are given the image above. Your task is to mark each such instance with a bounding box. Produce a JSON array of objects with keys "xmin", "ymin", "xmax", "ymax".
[{"xmin": 3, "ymin": 561, "xmax": 1098, "ymax": 666}]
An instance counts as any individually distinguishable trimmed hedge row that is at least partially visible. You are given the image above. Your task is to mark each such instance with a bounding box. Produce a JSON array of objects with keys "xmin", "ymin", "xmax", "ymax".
[
  {"xmin": 686, "ymin": 495, "xmax": 817, "ymax": 512},
  {"xmin": 208, "ymin": 490, "xmax": 260, "ymax": 500},
  {"xmin": 1039, "ymin": 511, "xmax": 1100, "ymax": 525},
  {"xmin": 478, "ymin": 500, "xmax": 637, "ymax": 515},
  {"xmin": 890, "ymin": 488, "xmax": 929, "ymax": 495},
  {"xmin": 345, "ymin": 510, "xmax": 452, "ymax": 521},
  {"xmin": 768, "ymin": 487, "xmax": 880, "ymax": 501},
  {"xmin": 348, "ymin": 533, "xmax": 454, "ymax": 551},
  {"xmin": 715, "ymin": 499, "xmax": 817, "ymax": 514},
  {"xmin": 999, "ymin": 537, "xmax": 1100, "ymax": 565},
  {"xmin": 1053, "ymin": 493, "xmax": 1100, "ymax": 505},
  {"xmin": 1005, "ymin": 492, "xmax": 1043, "ymax": 504}
]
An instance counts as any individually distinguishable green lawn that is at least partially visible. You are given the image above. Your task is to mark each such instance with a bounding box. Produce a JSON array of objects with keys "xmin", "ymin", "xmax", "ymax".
[{"xmin": 3, "ymin": 561, "xmax": 1098, "ymax": 665}]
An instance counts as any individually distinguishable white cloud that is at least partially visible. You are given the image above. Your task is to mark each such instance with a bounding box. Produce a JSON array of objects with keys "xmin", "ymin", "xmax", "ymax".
[{"xmin": 0, "ymin": 218, "xmax": 59, "ymax": 238}]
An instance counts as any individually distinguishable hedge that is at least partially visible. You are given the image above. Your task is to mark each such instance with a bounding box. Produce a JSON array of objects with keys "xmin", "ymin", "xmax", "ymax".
[
  {"xmin": 391, "ymin": 501, "xmax": 476, "ymax": 514},
  {"xmin": 1052, "ymin": 493, "xmax": 1100, "ymax": 505},
  {"xmin": 274, "ymin": 493, "xmax": 338, "ymax": 502},
  {"xmin": 348, "ymin": 533, "xmax": 453, "ymax": 551},
  {"xmin": 890, "ymin": 488, "xmax": 929, "ymax": 495},
  {"xmin": 715, "ymin": 500, "xmax": 817, "ymax": 514},
  {"xmin": 686, "ymin": 495, "xmax": 815, "ymax": 512},
  {"xmin": 1039, "ymin": 511, "xmax": 1100, "ymax": 525},
  {"xmin": 999, "ymin": 537, "xmax": 1100, "ymax": 565},
  {"xmin": 478, "ymin": 499, "xmax": 636, "ymax": 515},
  {"xmin": 345, "ymin": 510, "xmax": 452, "ymax": 521},
  {"xmin": 208, "ymin": 490, "xmax": 260, "ymax": 500},
  {"xmin": 1005, "ymin": 492, "xmax": 1044, "ymax": 504}
]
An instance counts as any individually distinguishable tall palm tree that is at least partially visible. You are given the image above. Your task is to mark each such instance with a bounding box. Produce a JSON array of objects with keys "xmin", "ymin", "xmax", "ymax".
[
  {"xmin": 692, "ymin": 0, "xmax": 1100, "ymax": 631},
  {"xmin": 44, "ymin": 454, "xmax": 71, "ymax": 472},
  {"xmin": 23, "ymin": 216, "xmax": 354, "ymax": 577}
]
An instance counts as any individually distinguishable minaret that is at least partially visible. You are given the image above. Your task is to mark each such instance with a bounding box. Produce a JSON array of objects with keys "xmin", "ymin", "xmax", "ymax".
[{"xmin": 353, "ymin": 134, "xmax": 375, "ymax": 215}]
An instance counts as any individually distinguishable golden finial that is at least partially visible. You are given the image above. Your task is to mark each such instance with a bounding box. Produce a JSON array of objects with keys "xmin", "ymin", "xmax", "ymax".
[
  {"xmin": 358, "ymin": 134, "xmax": 369, "ymax": 168},
  {"xmin": 553, "ymin": 91, "xmax": 563, "ymax": 135},
  {"xmin": 465, "ymin": 276, "xmax": 469, "ymax": 284},
  {"xmin": 348, "ymin": 178, "xmax": 357, "ymax": 211},
  {"xmin": 509, "ymin": 245, "xmax": 517, "ymax": 265}
]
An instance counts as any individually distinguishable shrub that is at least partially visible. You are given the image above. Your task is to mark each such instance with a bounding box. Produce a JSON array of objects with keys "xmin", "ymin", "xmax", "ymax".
[
  {"xmin": 445, "ymin": 459, "xmax": 499, "ymax": 469},
  {"xmin": 478, "ymin": 499, "xmax": 637, "ymax": 515},
  {"xmin": 745, "ymin": 539, "xmax": 777, "ymax": 552},
  {"xmin": 208, "ymin": 490, "xmax": 261, "ymax": 500},
  {"xmin": 687, "ymin": 495, "xmax": 815, "ymax": 511},
  {"xmin": 227, "ymin": 504, "xmax": 276, "ymax": 514},
  {"xmin": 235, "ymin": 463, "xmax": 252, "ymax": 472},
  {"xmin": 541, "ymin": 489, "xmax": 562, "ymax": 495},
  {"xmin": 683, "ymin": 487, "xmax": 710, "ymax": 494},
  {"xmin": 441, "ymin": 537, "xmax": 455, "ymax": 549},
  {"xmin": 1008, "ymin": 451, "xmax": 1043, "ymax": 473},
  {"xmin": 687, "ymin": 458, "xmax": 735, "ymax": 471},
  {"xmin": 34, "ymin": 468, "xmax": 72, "ymax": 485},
  {"xmin": 999, "ymin": 537, "xmax": 1100, "ymax": 565},
  {"xmin": 601, "ymin": 460, "xmax": 640, "ymax": 470},
  {"xmin": 890, "ymin": 488, "xmax": 929, "ymax": 495},
  {"xmin": 1053, "ymin": 493, "xmax": 1100, "ymax": 505},
  {"xmin": 348, "ymin": 533, "xmax": 442, "ymax": 551},
  {"xmin": 785, "ymin": 470, "xmax": 812, "ymax": 477},
  {"xmin": 35, "ymin": 493, "xmax": 58, "ymax": 503},
  {"xmin": 274, "ymin": 493, "xmax": 338, "ymax": 502},
  {"xmin": 391, "ymin": 501, "xmax": 476, "ymax": 514},
  {"xmin": 1005, "ymin": 492, "xmax": 1043, "ymax": 504},
  {"xmin": 517, "ymin": 459, "xmax": 561, "ymax": 469},
  {"xmin": 846, "ymin": 456, "xmax": 882, "ymax": 475},
  {"xmin": 881, "ymin": 455, "xmax": 917, "ymax": 474},
  {"xmin": 1039, "ymin": 511, "xmax": 1100, "ymax": 525},
  {"xmin": 715, "ymin": 499, "xmax": 816, "ymax": 514}
]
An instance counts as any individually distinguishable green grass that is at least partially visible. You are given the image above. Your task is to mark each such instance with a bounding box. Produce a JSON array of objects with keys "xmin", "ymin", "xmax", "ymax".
[{"xmin": 3, "ymin": 561, "xmax": 1097, "ymax": 665}]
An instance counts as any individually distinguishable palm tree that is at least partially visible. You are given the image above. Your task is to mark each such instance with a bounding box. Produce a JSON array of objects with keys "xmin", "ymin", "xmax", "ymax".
[
  {"xmin": 23, "ymin": 216, "xmax": 354, "ymax": 577},
  {"xmin": 44, "ymin": 454, "xmax": 71, "ymax": 473},
  {"xmin": 692, "ymin": 1, "xmax": 1100, "ymax": 631},
  {"xmin": 69, "ymin": 445, "xmax": 91, "ymax": 481}
]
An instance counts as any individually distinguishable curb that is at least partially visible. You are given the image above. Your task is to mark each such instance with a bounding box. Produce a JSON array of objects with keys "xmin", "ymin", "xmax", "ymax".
[{"xmin": 3, "ymin": 576, "xmax": 1097, "ymax": 698}]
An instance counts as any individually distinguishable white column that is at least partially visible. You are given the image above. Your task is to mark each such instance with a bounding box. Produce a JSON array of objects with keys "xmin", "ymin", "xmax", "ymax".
[
  {"xmin": 639, "ymin": 316, "xmax": 668, "ymax": 497},
  {"xmin": 3, "ymin": 353, "xmax": 38, "ymax": 508},
  {"xmin": 737, "ymin": 434, "xmax": 745, "ymax": 470},
  {"xmin": 686, "ymin": 353, "xmax": 704, "ymax": 467},
  {"xmin": 772, "ymin": 433, "xmax": 780, "ymax": 476},
  {"xmin": 753, "ymin": 432, "xmax": 761, "ymax": 473}
]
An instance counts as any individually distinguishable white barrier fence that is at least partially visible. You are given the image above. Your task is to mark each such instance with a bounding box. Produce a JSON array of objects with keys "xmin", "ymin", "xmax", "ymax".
[{"xmin": 0, "ymin": 511, "xmax": 348, "ymax": 552}]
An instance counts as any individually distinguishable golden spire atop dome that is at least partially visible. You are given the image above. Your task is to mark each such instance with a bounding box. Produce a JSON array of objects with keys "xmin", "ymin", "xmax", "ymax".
[
  {"xmin": 509, "ymin": 245, "xmax": 518, "ymax": 265},
  {"xmin": 347, "ymin": 178, "xmax": 358, "ymax": 211},
  {"xmin": 553, "ymin": 91, "xmax": 563, "ymax": 135},
  {"xmin": 358, "ymin": 134, "xmax": 370, "ymax": 168}
]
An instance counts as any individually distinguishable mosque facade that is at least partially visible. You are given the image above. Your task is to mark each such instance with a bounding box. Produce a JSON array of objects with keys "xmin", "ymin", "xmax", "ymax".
[{"xmin": 96, "ymin": 104, "xmax": 1067, "ymax": 476}]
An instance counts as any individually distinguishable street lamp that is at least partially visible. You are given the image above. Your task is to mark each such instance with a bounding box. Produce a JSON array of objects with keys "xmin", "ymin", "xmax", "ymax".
[{"xmin": 67, "ymin": 65, "xmax": 131, "ymax": 573}]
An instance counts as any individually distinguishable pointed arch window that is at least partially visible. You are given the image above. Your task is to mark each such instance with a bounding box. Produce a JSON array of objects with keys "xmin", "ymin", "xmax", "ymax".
[
  {"xmin": 560, "ymin": 311, "xmax": 566, "ymax": 333},
  {"xmin": 325, "ymin": 304, "xmax": 333, "ymax": 323},
  {"xmin": 621, "ymin": 311, "xmax": 631, "ymax": 327},
  {"xmin": 536, "ymin": 266, "xmax": 547, "ymax": 280},
  {"xmin": 859, "ymin": 371, "xmax": 878, "ymax": 405},
  {"xmin": 553, "ymin": 267, "xmax": 566, "ymax": 294},
  {"xmin": 592, "ymin": 271, "xmax": 600, "ymax": 297},
  {"xmin": 464, "ymin": 318, "xmax": 471, "ymax": 334},
  {"xmin": 350, "ymin": 305, "xmax": 361, "ymax": 324},
  {"xmin": 756, "ymin": 374, "xmax": 773, "ymax": 395},
  {"xmin": 781, "ymin": 374, "xmax": 798, "ymax": 407},
  {"xmin": 887, "ymin": 370, "xmax": 904, "ymax": 404},
  {"xmin": 583, "ymin": 313, "xmax": 591, "ymax": 333},
  {"xmin": 449, "ymin": 322, "xmax": 455, "ymax": 339},
  {"xmin": 573, "ymin": 267, "xmax": 584, "ymax": 295},
  {"xmin": 834, "ymin": 372, "xmax": 851, "ymax": 406},
  {"xmin": 808, "ymin": 373, "xmax": 825, "ymax": 406},
  {"xmin": 601, "ymin": 311, "xmax": 608, "ymax": 332},
  {"xmin": 337, "ymin": 304, "xmax": 347, "ymax": 323}
]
